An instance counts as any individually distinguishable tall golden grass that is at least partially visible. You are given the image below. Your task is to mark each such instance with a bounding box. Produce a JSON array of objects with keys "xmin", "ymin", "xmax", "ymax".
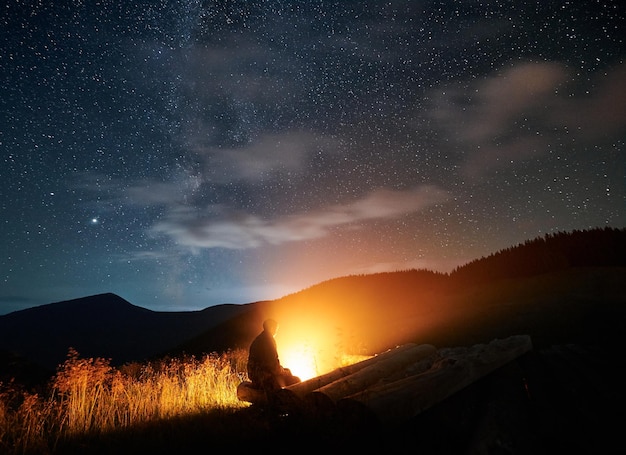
[{"xmin": 0, "ymin": 348, "xmax": 249, "ymax": 454}]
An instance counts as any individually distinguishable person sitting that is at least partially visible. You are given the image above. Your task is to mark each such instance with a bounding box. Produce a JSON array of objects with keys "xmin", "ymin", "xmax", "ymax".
[{"xmin": 247, "ymin": 319, "xmax": 300, "ymax": 397}]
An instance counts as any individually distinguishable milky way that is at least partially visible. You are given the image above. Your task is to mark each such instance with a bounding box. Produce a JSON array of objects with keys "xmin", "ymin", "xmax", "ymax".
[{"xmin": 1, "ymin": 1, "xmax": 625, "ymax": 313}]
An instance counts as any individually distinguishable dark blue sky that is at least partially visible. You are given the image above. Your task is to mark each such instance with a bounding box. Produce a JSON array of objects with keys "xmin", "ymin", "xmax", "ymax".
[{"xmin": 2, "ymin": 1, "xmax": 625, "ymax": 314}]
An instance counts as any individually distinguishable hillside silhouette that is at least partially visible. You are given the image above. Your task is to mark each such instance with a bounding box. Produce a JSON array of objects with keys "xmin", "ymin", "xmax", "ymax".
[
  {"xmin": 449, "ymin": 227, "xmax": 626, "ymax": 287},
  {"xmin": 1, "ymin": 228, "xmax": 625, "ymax": 453},
  {"xmin": 1, "ymin": 227, "xmax": 625, "ymax": 379},
  {"xmin": 177, "ymin": 227, "xmax": 626, "ymax": 359},
  {"xmin": 0, "ymin": 293, "xmax": 249, "ymax": 375}
]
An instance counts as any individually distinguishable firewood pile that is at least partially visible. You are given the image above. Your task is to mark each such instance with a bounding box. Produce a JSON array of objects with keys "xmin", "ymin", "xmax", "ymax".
[{"xmin": 238, "ymin": 334, "xmax": 533, "ymax": 425}]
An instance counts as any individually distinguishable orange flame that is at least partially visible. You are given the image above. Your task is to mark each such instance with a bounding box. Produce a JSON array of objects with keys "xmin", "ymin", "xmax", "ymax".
[{"xmin": 279, "ymin": 342, "xmax": 319, "ymax": 381}]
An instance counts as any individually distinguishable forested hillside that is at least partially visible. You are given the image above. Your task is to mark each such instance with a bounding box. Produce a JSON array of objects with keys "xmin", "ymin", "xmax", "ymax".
[
  {"xmin": 179, "ymin": 228, "xmax": 626, "ymax": 359},
  {"xmin": 448, "ymin": 227, "xmax": 626, "ymax": 288}
]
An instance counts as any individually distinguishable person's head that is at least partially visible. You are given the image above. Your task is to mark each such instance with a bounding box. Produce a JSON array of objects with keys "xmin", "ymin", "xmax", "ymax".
[{"xmin": 263, "ymin": 318, "xmax": 278, "ymax": 336}]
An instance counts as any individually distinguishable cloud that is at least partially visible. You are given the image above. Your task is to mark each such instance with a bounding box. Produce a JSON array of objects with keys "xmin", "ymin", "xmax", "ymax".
[
  {"xmin": 461, "ymin": 61, "xmax": 568, "ymax": 143},
  {"xmin": 429, "ymin": 61, "xmax": 626, "ymax": 179},
  {"xmin": 125, "ymin": 181, "xmax": 188, "ymax": 205},
  {"xmin": 192, "ymin": 130, "xmax": 340, "ymax": 184},
  {"xmin": 114, "ymin": 250, "xmax": 176, "ymax": 263},
  {"xmin": 461, "ymin": 135, "xmax": 548, "ymax": 180},
  {"xmin": 549, "ymin": 63, "xmax": 626, "ymax": 140},
  {"xmin": 185, "ymin": 40, "xmax": 295, "ymax": 102},
  {"xmin": 149, "ymin": 185, "xmax": 450, "ymax": 250},
  {"xmin": 429, "ymin": 61, "xmax": 568, "ymax": 178}
]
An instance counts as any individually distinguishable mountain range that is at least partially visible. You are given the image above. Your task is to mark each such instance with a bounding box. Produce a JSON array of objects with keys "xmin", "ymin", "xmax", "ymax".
[
  {"xmin": 1, "ymin": 227, "xmax": 625, "ymax": 385},
  {"xmin": 0, "ymin": 294, "xmax": 251, "ymax": 380}
]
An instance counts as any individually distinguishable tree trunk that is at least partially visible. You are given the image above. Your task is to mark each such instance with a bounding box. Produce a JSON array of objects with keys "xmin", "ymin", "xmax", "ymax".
[
  {"xmin": 336, "ymin": 334, "xmax": 532, "ymax": 425},
  {"xmin": 305, "ymin": 343, "xmax": 437, "ymax": 410},
  {"xmin": 276, "ymin": 343, "xmax": 419, "ymax": 407},
  {"xmin": 236, "ymin": 381, "xmax": 266, "ymax": 404}
]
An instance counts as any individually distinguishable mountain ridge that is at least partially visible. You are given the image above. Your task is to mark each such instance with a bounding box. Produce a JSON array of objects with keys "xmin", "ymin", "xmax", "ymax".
[
  {"xmin": 1, "ymin": 228, "xmax": 624, "ymax": 379},
  {"xmin": 175, "ymin": 266, "xmax": 626, "ymax": 357},
  {"xmin": 0, "ymin": 293, "xmax": 250, "ymax": 373}
]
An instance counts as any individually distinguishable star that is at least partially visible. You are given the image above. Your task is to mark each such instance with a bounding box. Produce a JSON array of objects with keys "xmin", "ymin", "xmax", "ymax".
[{"xmin": 0, "ymin": 1, "xmax": 624, "ymax": 314}]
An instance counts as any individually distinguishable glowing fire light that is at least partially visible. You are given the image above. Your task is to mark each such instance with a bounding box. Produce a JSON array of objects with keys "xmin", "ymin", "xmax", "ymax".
[
  {"xmin": 270, "ymin": 305, "xmax": 373, "ymax": 382},
  {"xmin": 280, "ymin": 343, "xmax": 319, "ymax": 381},
  {"xmin": 279, "ymin": 343, "xmax": 373, "ymax": 382}
]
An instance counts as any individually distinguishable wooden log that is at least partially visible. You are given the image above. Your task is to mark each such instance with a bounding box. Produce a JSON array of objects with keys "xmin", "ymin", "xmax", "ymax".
[
  {"xmin": 306, "ymin": 343, "xmax": 437, "ymax": 405},
  {"xmin": 275, "ymin": 343, "xmax": 418, "ymax": 407},
  {"xmin": 236, "ymin": 381, "xmax": 267, "ymax": 404},
  {"xmin": 336, "ymin": 334, "xmax": 532, "ymax": 425}
]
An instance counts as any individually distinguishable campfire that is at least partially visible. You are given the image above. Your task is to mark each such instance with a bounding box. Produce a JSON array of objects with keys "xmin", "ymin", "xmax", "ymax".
[{"xmin": 272, "ymin": 311, "xmax": 372, "ymax": 381}]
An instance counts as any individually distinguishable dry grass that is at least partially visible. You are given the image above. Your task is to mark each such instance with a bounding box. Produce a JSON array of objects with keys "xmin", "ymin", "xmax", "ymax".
[{"xmin": 0, "ymin": 348, "xmax": 249, "ymax": 454}]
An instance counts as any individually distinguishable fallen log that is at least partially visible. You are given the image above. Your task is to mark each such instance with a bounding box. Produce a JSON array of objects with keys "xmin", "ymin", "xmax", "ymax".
[
  {"xmin": 236, "ymin": 381, "xmax": 267, "ymax": 404},
  {"xmin": 336, "ymin": 334, "xmax": 532, "ymax": 425},
  {"xmin": 305, "ymin": 343, "xmax": 437, "ymax": 413},
  {"xmin": 275, "ymin": 343, "xmax": 418, "ymax": 407}
]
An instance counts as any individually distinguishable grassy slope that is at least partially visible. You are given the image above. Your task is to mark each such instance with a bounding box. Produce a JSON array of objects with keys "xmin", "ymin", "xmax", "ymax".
[{"xmin": 55, "ymin": 267, "xmax": 626, "ymax": 454}]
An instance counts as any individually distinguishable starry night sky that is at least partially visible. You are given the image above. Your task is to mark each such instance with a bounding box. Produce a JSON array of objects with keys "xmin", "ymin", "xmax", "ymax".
[{"xmin": 2, "ymin": 1, "xmax": 625, "ymax": 314}]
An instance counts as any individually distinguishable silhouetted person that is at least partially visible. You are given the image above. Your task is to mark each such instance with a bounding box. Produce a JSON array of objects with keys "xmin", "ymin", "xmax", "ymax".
[{"xmin": 247, "ymin": 319, "xmax": 300, "ymax": 396}]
